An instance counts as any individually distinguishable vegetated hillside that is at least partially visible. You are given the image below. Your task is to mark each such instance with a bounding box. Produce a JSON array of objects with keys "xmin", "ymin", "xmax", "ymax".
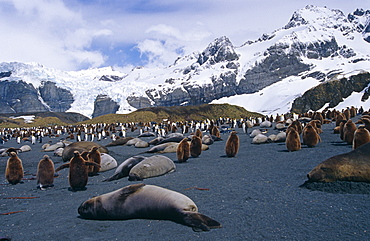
[
  {"xmin": 0, "ymin": 112, "xmax": 89, "ymax": 128},
  {"xmin": 0, "ymin": 104, "xmax": 262, "ymax": 128},
  {"xmin": 81, "ymin": 103, "xmax": 264, "ymax": 125}
]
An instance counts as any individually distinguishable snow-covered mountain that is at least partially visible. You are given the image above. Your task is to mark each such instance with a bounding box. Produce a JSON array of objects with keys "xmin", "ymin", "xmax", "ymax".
[{"xmin": 0, "ymin": 5, "xmax": 369, "ymax": 118}]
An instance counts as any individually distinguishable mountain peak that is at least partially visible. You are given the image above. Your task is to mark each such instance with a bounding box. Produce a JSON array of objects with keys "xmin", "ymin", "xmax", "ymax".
[
  {"xmin": 284, "ymin": 5, "xmax": 347, "ymax": 30},
  {"xmin": 197, "ymin": 36, "xmax": 239, "ymax": 66}
]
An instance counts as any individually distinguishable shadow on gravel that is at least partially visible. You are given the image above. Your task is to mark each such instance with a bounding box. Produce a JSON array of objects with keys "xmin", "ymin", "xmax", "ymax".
[{"xmin": 300, "ymin": 181, "xmax": 370, "ymax": 194}]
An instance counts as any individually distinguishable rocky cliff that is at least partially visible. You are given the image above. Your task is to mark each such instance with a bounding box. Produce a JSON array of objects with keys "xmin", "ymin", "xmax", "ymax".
[
  {"xmin": 291, "ymin": 72, "xmax": 370, "ymax": 113},
  {"xmin": 92, "ymin": 94, "xmax": 120, "ymax": 118}
]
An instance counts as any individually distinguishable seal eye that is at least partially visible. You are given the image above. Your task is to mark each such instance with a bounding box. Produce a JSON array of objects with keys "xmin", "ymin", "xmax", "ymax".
[{"xmin": 320, "ymin": 167, "xmax": 332, "ymax": 172}]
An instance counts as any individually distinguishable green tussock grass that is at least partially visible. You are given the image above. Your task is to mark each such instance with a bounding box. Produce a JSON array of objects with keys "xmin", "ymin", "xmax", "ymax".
[
  {"xmin": 80, "ymin": 104, "xmax": 263, "ymax": 124},
  {"xmin": 0, "ymin": 104, "xmax": 263, "ymax": 128}
]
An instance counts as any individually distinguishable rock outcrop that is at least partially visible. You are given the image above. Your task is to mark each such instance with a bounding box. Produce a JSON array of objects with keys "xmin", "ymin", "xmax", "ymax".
[
  {"xmin": 291, "ymin": 72, "xmax": 370, "ymax": 113},
  {"xmin": 0, "ymin": 80, "xmax": 49, "ymax": 113},
  {"xmin": 92, "ymin": 94, "xmax": 120, "ymax": 118},
  {"xmin": 39, "ymin": 81, "xmax": 74, "ymax": 112}
]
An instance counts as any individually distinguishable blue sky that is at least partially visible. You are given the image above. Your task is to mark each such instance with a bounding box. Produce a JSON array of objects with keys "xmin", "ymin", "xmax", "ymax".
[{"xmin": 0, "ymin": 0, "xmax": 369, "ymax": 71}]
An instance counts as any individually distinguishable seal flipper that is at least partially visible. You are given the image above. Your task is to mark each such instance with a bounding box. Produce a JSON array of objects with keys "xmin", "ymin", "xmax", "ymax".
[
  {"xmin": 182, "ymin": 212, "xmax": 222, "ymax": 232},
  {"xmin": 118, "ymin": 183, "xmax": 146, "ymax": 199},
  {"xmin": 102, "ymin": 173, "xmax": 123, "ymax": 182},
  {"xmin": 55, "ymin": 163, "xmax": 70, "ymax": 172}
]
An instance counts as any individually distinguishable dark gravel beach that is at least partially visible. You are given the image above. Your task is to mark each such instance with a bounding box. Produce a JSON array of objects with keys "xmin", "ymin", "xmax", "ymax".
[{"xmin": 1, "ymin": 116, "xmax": 370, "ymax": 241}]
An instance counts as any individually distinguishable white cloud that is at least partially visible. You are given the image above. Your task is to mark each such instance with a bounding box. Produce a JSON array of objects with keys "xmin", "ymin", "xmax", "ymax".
[
  {"xmin": 0, "ymin": 0, "xmax": 110, "ymax": 70},
  {"xmin": 0, "ymin": 0, "xmax": 368, "ymax": 70}
]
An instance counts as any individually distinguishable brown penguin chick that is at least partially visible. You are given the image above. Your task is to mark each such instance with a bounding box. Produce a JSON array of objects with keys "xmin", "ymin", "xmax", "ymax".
[
  {"xmin": 87, "ymin": 146, "xmax": 101, "ymax": 176},
  {"xmin": 289, "ymin": 120, "xmax": 302, "ymax": 135},
  {"xmin": 308, "ymin": 120, "xmax": 323, "ymax": 134},
  {"xmin": 302, "ymin": 124, "xmax": 321, "ymax": 147},
  {"xmin": 356, "ymin": 118, "xmax": 370, "ymax": 132},
  {"xmin": 353, "ymin": 126, "xmax": 370, "ymax": 150},
  {"xmin": 36, "ymin": 155, "xmax": 55, "ymax": 189},
  {"xmin": 5, "ymin": 152, "xmax": 24, "ymax": 185},
  {"xmin": 335, "ymin": 112, "xmax": 347, "ymax": 126},
  {"xmin": 349, "ymin": 106, "xmax": 357, "ymax": 118},
  {"xmin": 225, "ymin": 131, "xmax": 239, "ymax": 157},
  {"xmin": 177, "ymin": 138, "xmax": 190, "ymax": 163},
  {"xmin": 338, "ymin": 120, "xmax": 347, "ymax": 140},
  {"xmin": 343, "ymin": 119, "xmax": 357, "ymax": 145},
  {"xmin": 343, "ymin": 108, "xmax": 351, "ymax": 121},
  {"xmin": 285, "ymin": 126, "xmax": 301, "ymax": 152},
  {"xmin": 211, "ymin": 126, "xmax": 220, "ymax": 138},
  {"xmin": 195, "ymin": 128, "xmax": 203, "ymax": 139},
  {"xmin": 312, "ymin": 112, "xmax": 324, "ymax": 124},
  {"xmin": 55, "ymin": 151, "xmax": 100, "ymax": 191},
  {"xmin": 190, "ymin": 135, "xmax": 202, "ymax": 158}
]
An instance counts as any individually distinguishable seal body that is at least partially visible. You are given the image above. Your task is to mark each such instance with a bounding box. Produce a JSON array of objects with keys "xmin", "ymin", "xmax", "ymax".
[
  {"xmin": 56, "ymin": 151, "xmax": 100, "ymax": 191},
  {"xmin": 177, "ymin": 138, "xmax": 190, "ymax": 162},
  {"xmin": 99, "ymin": 153, "xmax": 118, "ymax": 172},
  {"xmin": 103, "ymin": 156, "xmax": 145, "ymax": 181},
  {"xmin": 62, "ymin": 141, "xmax": 108, "ymax": 162},
  {"xmin": 105, "ymin": 137, "xmax": 134, "ymax": 147},
  {"xmin": 36, "ymin": 155, "xmax": 55, "ymax": 189},
  {"xmin": 78, "ymin": 183, "xmax": 222, "ymax": 232},
  {"xmin": 190, "ymin": 135, "xmax": 202, "ymax": 158},
  {"xmin": 225, "ymin": 131, "xmax": 239, "ymax": 157},
  {"xmin": 306, "ymin": 142, "xmax": 370, "ymax": 182},
  {"xmin": 128, "ymin": 155, "xmax": 175, "ymax": 181},
  {"xmin": 5, "ymin": 152, "xmax": 24, "ymax": 185}
]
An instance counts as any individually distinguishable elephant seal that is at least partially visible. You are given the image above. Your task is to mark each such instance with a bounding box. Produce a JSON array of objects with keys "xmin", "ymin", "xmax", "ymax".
[
  {"xmin": 177, "ymin": 138, "xmax": 190, "ymax": 162},
  {"xmin": 128, "ymin": 155, "xmax": 176, "ymax": 181},
  {"xmin": 252, "ymin": 133, "xmax": 268, "ymax": 144},
  {"xmin": 5, "ymin": 152, "xmax": 24, "ymax": 185},
  {"xmin": 138, "ymin": 131, "xmax": 156, "ymax": 137},
  {"xmin": 43, "ymin": 141, "xmax": 66, "ymax": 152},
  {"xmin": 19, "ymin": 145, "xmax": 32, "ymax": 152},
  {"xmin": 36, "ymin": 155, "xmax": 55, "ymax": 189},
  {"xmin": 143, "ymin": 142, "xmax": 178, "ymax": 153},
  {"xmin": 78, "ymin": 183, "xmax": 222, "ymax": 232},
  {"xmin": 202, "ymin": 134, "xmax": 214, "ymax": 145},
  {"xmin": 225, "ymin": 131, "xmax": 239, "ymax": 157},
  {"xmin": 105, "ymin": 137, "xmax": 134, "ymax": 147},
  {"xmin": 134, "ymin": 140, "xmax": 149, "ymax": 148},
  {"xmin": 103, "ymin": 156, "xmax": 146, "ymax": 181},
  {"xmin": 55, "ymin": 151, "xmax": 101, "ymax": 191},
  {"xmin": 249, "ymin": 129, "xmax": 262, "ymax": 138},
  {"xmin": 306, "ymin": 142, "xmax": 370, "ymax": 183},
  {"xmin": 148, "ymin": 136, "xmax": 164, "ymax": 145},
  {"xmin": 260, "ymin": 120, "xmax": 272, "ymax": 128},
  {"xmin": 62, "ymin": 141, "xmax": 108, "ymax": 162},
  {"xmin": 99, "ymin": 153, "xmax": 118, "ymax": 172},
  {"xmin": 156, "ymin": 135, "xmax": 184, "ymax": 145},
  {"xmin": 126, "ymin": 138, "xmax": 142, "ymax": 146}
]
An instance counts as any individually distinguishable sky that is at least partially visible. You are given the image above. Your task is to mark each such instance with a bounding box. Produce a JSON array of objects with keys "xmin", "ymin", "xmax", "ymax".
[{"xmin": 0, "ymin": 0, "xmax": 369, "ymax": 71}]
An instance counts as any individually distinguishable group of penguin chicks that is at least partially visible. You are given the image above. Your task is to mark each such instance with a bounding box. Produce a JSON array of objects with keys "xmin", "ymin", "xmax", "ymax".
[{"xmin": 4, "ymin": 146, "xmax": 101, "ymax": 191}]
